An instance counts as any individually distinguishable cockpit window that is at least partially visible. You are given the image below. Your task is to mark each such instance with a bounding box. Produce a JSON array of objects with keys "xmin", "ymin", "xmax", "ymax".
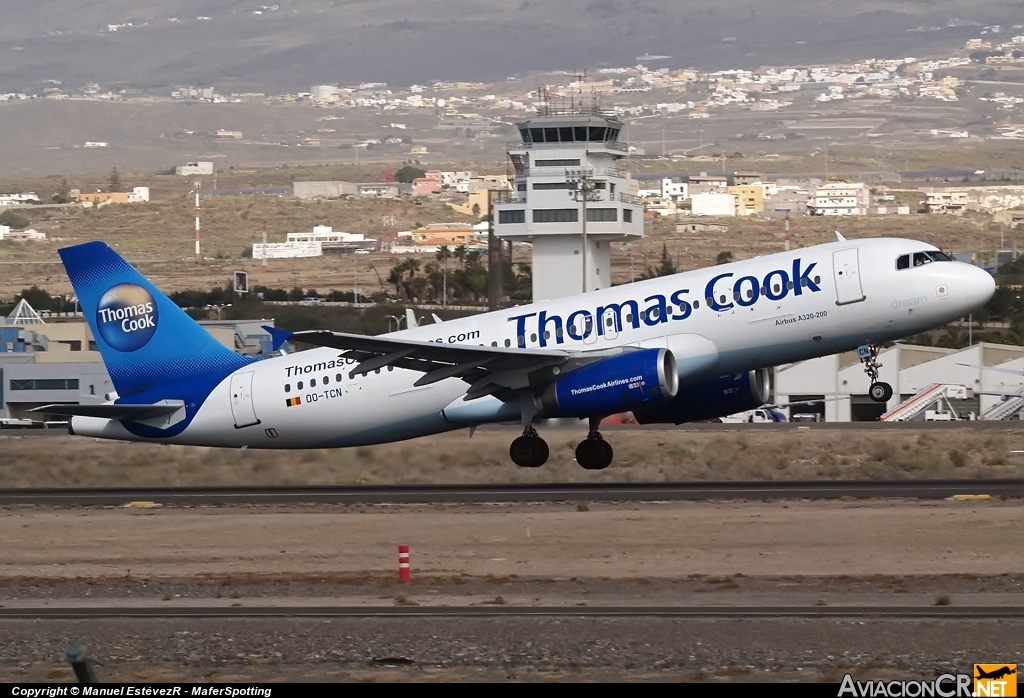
[{"xmin": 899, "ymin": 251, "xmax": 951, "ymax": 270}]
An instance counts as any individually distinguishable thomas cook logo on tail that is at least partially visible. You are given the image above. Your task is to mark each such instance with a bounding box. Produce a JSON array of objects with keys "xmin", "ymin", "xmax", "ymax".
[{"xmin": 96, "ymin": 283, "xmax": 159, "ymax": 352}]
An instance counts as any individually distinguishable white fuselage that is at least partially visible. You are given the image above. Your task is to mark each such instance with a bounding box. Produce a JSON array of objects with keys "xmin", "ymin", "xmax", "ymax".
[{"xmin": 72, "ymin": 238, "xmax": 994, "ymax": 448}]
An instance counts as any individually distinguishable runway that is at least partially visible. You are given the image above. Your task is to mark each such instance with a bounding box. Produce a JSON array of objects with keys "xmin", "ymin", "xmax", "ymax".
[
  {"xmin": 1, "ymin": 478, "xmax": 1020, "ymax": 506},
  {"xmin": 1, "ymin": 605, "xmax": 1021, "ymax": 619}
]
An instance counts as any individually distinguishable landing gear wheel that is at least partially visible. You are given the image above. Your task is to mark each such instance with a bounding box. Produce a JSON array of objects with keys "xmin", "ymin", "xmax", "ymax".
[
  {"xmin": 510, "ymin": 431, "xmax": 549, "ymax": 468},
  {"xmin": 575, "ymin": 433, "xmax": 613, "ymax": 470},
  {"xmin": 869, "ymin": 381, "xmax": 893, "ymax": 403}
]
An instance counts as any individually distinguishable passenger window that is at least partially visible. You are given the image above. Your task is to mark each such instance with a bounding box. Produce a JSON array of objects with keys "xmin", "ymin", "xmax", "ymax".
[
  {"xmin": 336, "ymin": 373, "xmax": 342, "ymax": 382},
  {"xmin": 285, "ymin": 384, "xmax": 291, "ymax": 392},
  {"xmin": 323, "ymin": 376, "xmax": 329, "ymax": 384},
  {"xmin": 913, "ymin": 252, "xmax": 931, "ymax": 267},
  {"xmin": 297, "ymin": 381, "xmax": 303, "ymax": 390},
  {"xmin": 897, "ymin": 254, "xmax": 910, "ymax": 270},
  {"xmin": 530, "ymin": 333, "xmax": 537, "ymax": 342},
  {"xmin": 693, "ymin": 300, "xmax": 700, "ymax": 309},
  {"xmin": 310, "ymin": 378, "xmax": 316, "ymax": 387},
  {"xmin": 505, "ymin": 338, "xmax": 511, "ymax": 347}
]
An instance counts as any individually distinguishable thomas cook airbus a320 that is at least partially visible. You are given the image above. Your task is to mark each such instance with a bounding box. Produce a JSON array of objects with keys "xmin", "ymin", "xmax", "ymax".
[{"xmin": 36, "ymin": 236, "xmax": 994, "ymax": 470}]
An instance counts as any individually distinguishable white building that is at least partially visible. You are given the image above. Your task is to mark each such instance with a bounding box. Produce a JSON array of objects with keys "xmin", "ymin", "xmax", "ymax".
[
  {"xmin": 252, "ymin": 241, "xmax": 322, "ymax": 259},
  {"xmin": 287, "ymin": 225, "xmax": 367, "ymax": 244},
  {"xmin": 0, "ymin": 226, "xmax": 45, "ymax": 241},
  {"xmin": 0, "ymin": 192, "xmax": 40, "ymax": 206},
  {"xmin": 808, "ymin": 182, "xmax": 870, "ymax": 216},
  {"xmin": 775, "ymin": 342, "xmax": 1024, "ymax": 422},
  {"xmin": 493, "ymin": 106, "xmax": 644, "ymax": 299},
  {"xmin": 691, "ymin": 192, "xmax": 737, "ymax": 216},
  {"xmin": 661, "ymin": 178, "xmax": 688, "ymax": 201},
  {"xmin": 176, "ymin": 162, "xmax": 214, "ymax": 176},
  {"xmin": 127, "ymin": 187, "xmax": 149, "ymax": 203}
]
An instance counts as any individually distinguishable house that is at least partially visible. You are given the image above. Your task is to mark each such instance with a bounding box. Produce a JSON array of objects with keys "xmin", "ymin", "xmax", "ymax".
[
  {"xmin": 409, "ymin": 223, "xmax": 480, "ymax": 247},
  {"xmin": 691, "ymin": 193, "xmax": 737, "ymax": 216},
  {"xmin": 926, "ymin": 191, "xmax": 970, "ymax": 213},
  {"xmin": 808, "ymin": 182, "xmax": 869, "ymax": 216},
  {"xmin": 176, "ymin": 162, "xmax": 214, "ymax": 176},
  {"xmin": 73, "ymin": 187, "xmax": 150, "ymax": 206},
  {"xmin": 411, "ymin": 176, "xmax": 442, "ymax": 197},
  {"xmin": 727, "ymin": 184, "xmax": 765, "ymax": 215}
]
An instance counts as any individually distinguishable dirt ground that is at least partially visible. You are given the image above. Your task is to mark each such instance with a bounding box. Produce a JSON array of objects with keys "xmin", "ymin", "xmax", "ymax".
[
  {"xmin": 1, "ymin": 425, "xmax": 1021, "ymax": 488},
  {"xmin": 0, "ymin": 498, "xmax": 1021, "ymax": 682},
  {"xmin": 1, "ymin": 426, "xmax": 1022, "ymax": 682}
]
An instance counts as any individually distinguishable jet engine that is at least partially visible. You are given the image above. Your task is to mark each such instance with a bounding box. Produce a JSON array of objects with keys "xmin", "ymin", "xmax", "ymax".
[
  {"xmin": 537, "ymin": 348, "xmax": 678, "ymax": 418},
  {"xmin": 632, "ymin": 368, "xmax": 770, "ymax": 424}
]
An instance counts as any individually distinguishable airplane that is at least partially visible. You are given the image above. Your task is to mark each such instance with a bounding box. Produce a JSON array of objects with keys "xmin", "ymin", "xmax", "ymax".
[
  {"xmin": 35, "ymin": 237, "xmax": 995, "ymax": 470},
  {"xmin": 975, "ymin": 666, "xmax": 1016, "ymax": 680}
]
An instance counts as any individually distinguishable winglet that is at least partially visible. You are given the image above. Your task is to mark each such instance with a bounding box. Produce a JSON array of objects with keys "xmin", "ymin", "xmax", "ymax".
[
  {"xmin": 835, "ymin": 230, "xmax": 846, "ymax": 242},
  {"xmin": 262, "ymin": 325, "xmax": 293, "ymax": 352}
]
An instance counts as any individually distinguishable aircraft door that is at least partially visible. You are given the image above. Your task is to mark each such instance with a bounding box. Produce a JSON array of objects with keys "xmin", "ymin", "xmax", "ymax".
[
  {"xmin": 832, "ymin": 248, "xmax": 866, "ymax": 306},
  {"xmin": 229, "ymin": 371, "xmax": 260, "ymax": 428},
  {"xmin": 600, "ymin": 308, "xmax": 619, "ymax": 340}
]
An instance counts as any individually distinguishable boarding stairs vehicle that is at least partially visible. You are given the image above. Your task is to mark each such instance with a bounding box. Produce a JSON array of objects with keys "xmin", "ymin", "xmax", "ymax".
[
  {"xmin": 879, "ymin": 383, "xmax": 968, "ymax": 422},
  {"xmin": 979, "ymin": 395, "xmax": 1024, "ymax": 421}
]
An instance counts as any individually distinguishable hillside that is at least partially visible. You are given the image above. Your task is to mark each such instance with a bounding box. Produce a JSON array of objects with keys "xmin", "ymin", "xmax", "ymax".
[{"xmin": 0, "ymin": 1, "xmax": 1014, "ymax": 93}]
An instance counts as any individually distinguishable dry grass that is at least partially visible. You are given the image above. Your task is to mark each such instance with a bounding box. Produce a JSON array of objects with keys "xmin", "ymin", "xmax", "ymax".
[{"xmin": 0, "ymin": 426, "xmax": 1021, "ymax": 488}]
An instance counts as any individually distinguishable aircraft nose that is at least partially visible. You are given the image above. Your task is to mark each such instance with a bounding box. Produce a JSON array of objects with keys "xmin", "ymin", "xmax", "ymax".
[{"xmin": 963, "ymin": 264, "xmax": 996, "ymax": 312}]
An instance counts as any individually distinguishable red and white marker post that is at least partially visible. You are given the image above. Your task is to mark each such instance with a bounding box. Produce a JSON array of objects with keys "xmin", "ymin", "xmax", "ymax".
[{"xmin": 398, "ymin": 544, "xmax": 411, "ymax": 583}]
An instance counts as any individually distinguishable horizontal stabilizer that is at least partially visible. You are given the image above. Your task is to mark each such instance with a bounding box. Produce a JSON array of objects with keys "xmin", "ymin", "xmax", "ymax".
[
  {"xmin": 262, "ymin": 325, "xmax": 294, "ymax": 352},
  {"xmin": 32, "ymin": 400, "xmax": 185, "ymax": 421}
]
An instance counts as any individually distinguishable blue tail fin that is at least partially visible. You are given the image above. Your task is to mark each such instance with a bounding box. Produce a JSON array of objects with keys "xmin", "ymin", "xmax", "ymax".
[{"xmin": 60, "ymin": 241, "xmax": 253, "ymax": 397}]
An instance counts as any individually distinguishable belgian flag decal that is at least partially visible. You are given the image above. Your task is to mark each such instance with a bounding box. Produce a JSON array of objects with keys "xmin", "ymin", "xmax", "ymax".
[{"xmin": 285, "ymin": 396, "xmax": 302, "ymax": 407}]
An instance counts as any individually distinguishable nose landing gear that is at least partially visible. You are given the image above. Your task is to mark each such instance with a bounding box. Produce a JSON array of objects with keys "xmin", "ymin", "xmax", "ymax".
[{"xmin": 859, "ymin": 344, "xmax": 893, "ymax": 403}]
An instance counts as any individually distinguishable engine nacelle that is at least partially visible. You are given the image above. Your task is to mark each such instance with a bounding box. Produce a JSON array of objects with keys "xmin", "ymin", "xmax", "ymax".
[
  {"xmin": 537, "ymin": 348, "xmax": 678, "ymax": 418},
  {"xmin": 632, "ymin": 368, "xmax": 770, "ymax": 425}
]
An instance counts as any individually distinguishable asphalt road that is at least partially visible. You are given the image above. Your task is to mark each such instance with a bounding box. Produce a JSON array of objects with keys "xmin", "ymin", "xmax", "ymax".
[
  {"xmin": 0, "ymin": 479, "xmax": 1019, "ymax": 506},
  {"xmin": 1, "ymin": 605, "xmax": 1019, "ymax": 620}
]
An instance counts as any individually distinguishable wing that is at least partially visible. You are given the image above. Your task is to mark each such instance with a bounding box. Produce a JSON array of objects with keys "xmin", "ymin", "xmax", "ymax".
[{"xmin": 269, "ymin": 327, "xmax": 615, "ymax": 401}]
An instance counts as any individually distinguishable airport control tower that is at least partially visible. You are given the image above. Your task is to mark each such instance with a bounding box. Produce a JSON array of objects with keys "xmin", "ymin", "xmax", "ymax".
[{"xmin": 493, "ymin": 93, "xmax": 643, "ymax": 301}]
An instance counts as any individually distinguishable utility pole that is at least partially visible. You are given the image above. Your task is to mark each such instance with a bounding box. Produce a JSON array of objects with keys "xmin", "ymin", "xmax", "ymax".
[
  {"xmin": 487, "ymin": 189, "xmax": 500, "ymax": 311},
  {"xmin": 567, "ymin": 168, "xmax": 599, "ymax": 293},
  {"xmin": 193, "ymin": 180, "xmax": 201, "ymax": 261},
  {"xmin": 261, "ymin": 219, "xmax": 268, "ymax": 273},
  {"xmin": 784, "ymin": 209, "xmax": 791, "ymax": 251},
  {"xmin": 353, "ymin": 250, "xmax": 359, "ymax": 305}
]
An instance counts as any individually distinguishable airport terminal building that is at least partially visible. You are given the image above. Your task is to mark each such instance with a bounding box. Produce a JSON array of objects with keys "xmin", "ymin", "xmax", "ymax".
[{"xmin": 0, "ymin": 303, "xmax": 277, "ymax": 421}]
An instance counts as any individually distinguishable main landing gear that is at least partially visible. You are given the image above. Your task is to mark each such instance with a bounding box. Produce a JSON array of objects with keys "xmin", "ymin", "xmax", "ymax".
[
  {"xmin": 508, "ymin": 416, "xmax": 614, "ymax": 470},
  {"xmin": 859, "ymin": 344, "xmax": 893, "ymax": 403},
  {"xmin": 575, "ymin": 416, "xmax": 613, "ymax": 471},
  {"xmin": 510, "ymin": 427, "xmax": 549, "ymax": 468}
]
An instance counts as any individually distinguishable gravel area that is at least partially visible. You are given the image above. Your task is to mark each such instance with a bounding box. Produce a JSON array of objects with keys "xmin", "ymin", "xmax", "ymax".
[{"xmin": 0, "ymin": 498, "xmax": 1021, "ymax": 681}]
